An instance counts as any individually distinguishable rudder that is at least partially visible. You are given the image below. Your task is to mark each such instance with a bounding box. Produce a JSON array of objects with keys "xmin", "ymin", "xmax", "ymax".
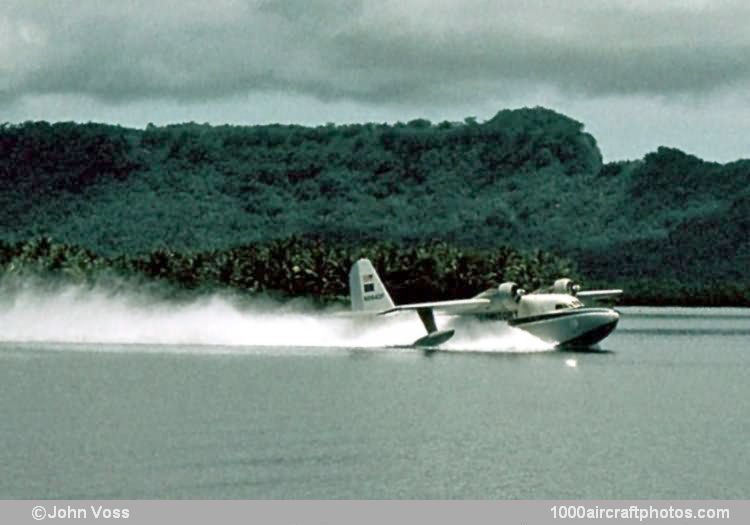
[{"xmin": 349, "ymin": 259, "xmax": 395, "ymax": 312}]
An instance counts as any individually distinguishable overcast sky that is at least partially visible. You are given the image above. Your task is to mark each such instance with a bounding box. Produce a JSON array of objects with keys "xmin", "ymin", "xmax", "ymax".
[{"xmin": 2, "ymin": 0, "xmax": 749, "ymax": 161}]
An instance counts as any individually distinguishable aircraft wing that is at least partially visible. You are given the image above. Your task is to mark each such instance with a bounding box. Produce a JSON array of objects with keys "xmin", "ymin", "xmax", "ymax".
[
  {"xmin": 577, "ymin": 289, "xmax": 623, "ymax": 299},
  {"xmin": 379, "ymin": 298, "xmax": 492, "ymax": 316},
  {"xmin": 577, "ymin": 289, "xmax": 623, "ymax": 306}
]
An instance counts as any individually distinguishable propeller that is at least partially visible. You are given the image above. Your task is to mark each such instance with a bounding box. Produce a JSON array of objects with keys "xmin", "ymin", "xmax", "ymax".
[
  {"xmin": 497, "ymin": 282, "xmax": 525, "ymax": 309},
  {"xmin": 553, "ymin": 278, "xmax": 580, "ymax": 296}
]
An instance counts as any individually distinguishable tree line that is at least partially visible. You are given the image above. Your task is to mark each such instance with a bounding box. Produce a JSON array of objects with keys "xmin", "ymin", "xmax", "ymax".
[
  {"xmin": 0, "ymin": 108, "xmax": 747, "ymax": 305},
  {"xmin": 0, "ymin": 237, "xmax": 576, "ymax": 305}
]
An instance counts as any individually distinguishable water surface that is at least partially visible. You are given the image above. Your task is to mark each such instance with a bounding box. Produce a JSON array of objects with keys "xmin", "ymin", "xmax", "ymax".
[{"xmin": 1, "ymin": 307, "xmax": 748, "ymax": 498}]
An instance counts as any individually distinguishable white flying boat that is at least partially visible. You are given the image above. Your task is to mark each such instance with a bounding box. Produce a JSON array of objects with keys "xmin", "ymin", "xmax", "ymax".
[{"xmin": 349, "ymin": 259, "xmax": 621, "ymax": 348}]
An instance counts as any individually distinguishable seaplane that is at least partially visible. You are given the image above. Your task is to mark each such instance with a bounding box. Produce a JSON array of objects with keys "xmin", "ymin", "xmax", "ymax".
[{"xmin": 349, "ymin": 258, "xmax": 621, "ymax": 348}]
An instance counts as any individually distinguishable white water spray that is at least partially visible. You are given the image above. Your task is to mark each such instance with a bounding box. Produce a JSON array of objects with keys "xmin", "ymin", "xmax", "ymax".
[{"xmin": 0, "ymin": 278, "xmax": 551, "ymax": 353}]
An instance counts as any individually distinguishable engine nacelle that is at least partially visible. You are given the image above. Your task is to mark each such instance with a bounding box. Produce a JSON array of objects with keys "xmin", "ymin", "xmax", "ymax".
[
  {"xmin": 497, "ymin": 282, "xmax": 525, "ymax": 310},
  {"xmin": 553, "ymin": 278, "xmax": 580, "ymax": 295}
]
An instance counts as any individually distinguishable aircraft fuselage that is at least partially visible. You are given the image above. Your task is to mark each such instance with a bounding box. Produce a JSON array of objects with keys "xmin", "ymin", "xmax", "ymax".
[{"xmin": 508, "ymin": 307, "xmax": 619, "ymax": 347}]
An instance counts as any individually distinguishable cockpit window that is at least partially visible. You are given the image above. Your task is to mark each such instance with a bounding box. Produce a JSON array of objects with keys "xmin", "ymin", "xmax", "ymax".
[{"xmin": 556, "ymin": 300, "xmax": 583, "ymax": 310}]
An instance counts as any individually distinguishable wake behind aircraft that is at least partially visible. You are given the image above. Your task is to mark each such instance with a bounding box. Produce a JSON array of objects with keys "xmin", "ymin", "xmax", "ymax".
[{"xmin": 349, "ymin": 259, "xmax": 621, "ymax": 349}]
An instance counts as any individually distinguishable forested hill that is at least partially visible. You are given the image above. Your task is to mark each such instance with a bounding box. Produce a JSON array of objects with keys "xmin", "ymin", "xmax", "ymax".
[{"xmin": 0, "ymin": 107, "xmax": 748, "ymax": 304}]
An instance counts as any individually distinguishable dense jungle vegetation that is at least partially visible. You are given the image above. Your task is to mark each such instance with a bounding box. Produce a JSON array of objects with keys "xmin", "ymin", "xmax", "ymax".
[
  {"xmin": 0, "ymin": 107, "xmax": 747, "ymax": 305},
  {"xmin": 0, "ymin": 237, "xmax": 574, "ymax": 305}
]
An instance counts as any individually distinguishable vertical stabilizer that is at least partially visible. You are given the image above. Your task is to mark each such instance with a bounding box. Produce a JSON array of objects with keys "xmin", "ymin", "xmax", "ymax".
[{"xmin": 349, "ymin": 259, "xmax": 395, "ymax": 312}]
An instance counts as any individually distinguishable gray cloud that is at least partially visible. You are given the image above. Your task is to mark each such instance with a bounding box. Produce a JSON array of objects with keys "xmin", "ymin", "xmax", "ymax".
[{"xmin": 2, "ymin": 0, "xmax": 750, "ymax": 106}]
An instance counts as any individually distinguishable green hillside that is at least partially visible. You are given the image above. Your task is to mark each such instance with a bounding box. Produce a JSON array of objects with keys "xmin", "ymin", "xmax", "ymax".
[{"xmin": 0, "ymin": 108, "xmax": 748, "ymax": 304}]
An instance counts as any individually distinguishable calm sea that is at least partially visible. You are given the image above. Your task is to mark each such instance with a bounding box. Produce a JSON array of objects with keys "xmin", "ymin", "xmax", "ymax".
[{"xmin": 1, "ymin": 307, "xmax": 748, "ymax": 499}]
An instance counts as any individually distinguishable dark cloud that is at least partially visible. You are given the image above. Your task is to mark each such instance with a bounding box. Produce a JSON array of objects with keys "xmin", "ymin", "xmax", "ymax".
[{"xmin": 2, "ymin": 0, "xmax": 750, "ymax": 105}]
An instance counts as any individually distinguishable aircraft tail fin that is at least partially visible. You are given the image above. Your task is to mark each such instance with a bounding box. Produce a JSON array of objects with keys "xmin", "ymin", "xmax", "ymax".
[{"xmin": 349, "ymin": 258, "xmax": 395, "ymax": 312}]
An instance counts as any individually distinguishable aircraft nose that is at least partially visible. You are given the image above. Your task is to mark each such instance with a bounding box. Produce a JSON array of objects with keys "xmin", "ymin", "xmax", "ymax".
[{"xmin": 602, "ymin": 310, "xmax": 620, "ymax": 335}]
